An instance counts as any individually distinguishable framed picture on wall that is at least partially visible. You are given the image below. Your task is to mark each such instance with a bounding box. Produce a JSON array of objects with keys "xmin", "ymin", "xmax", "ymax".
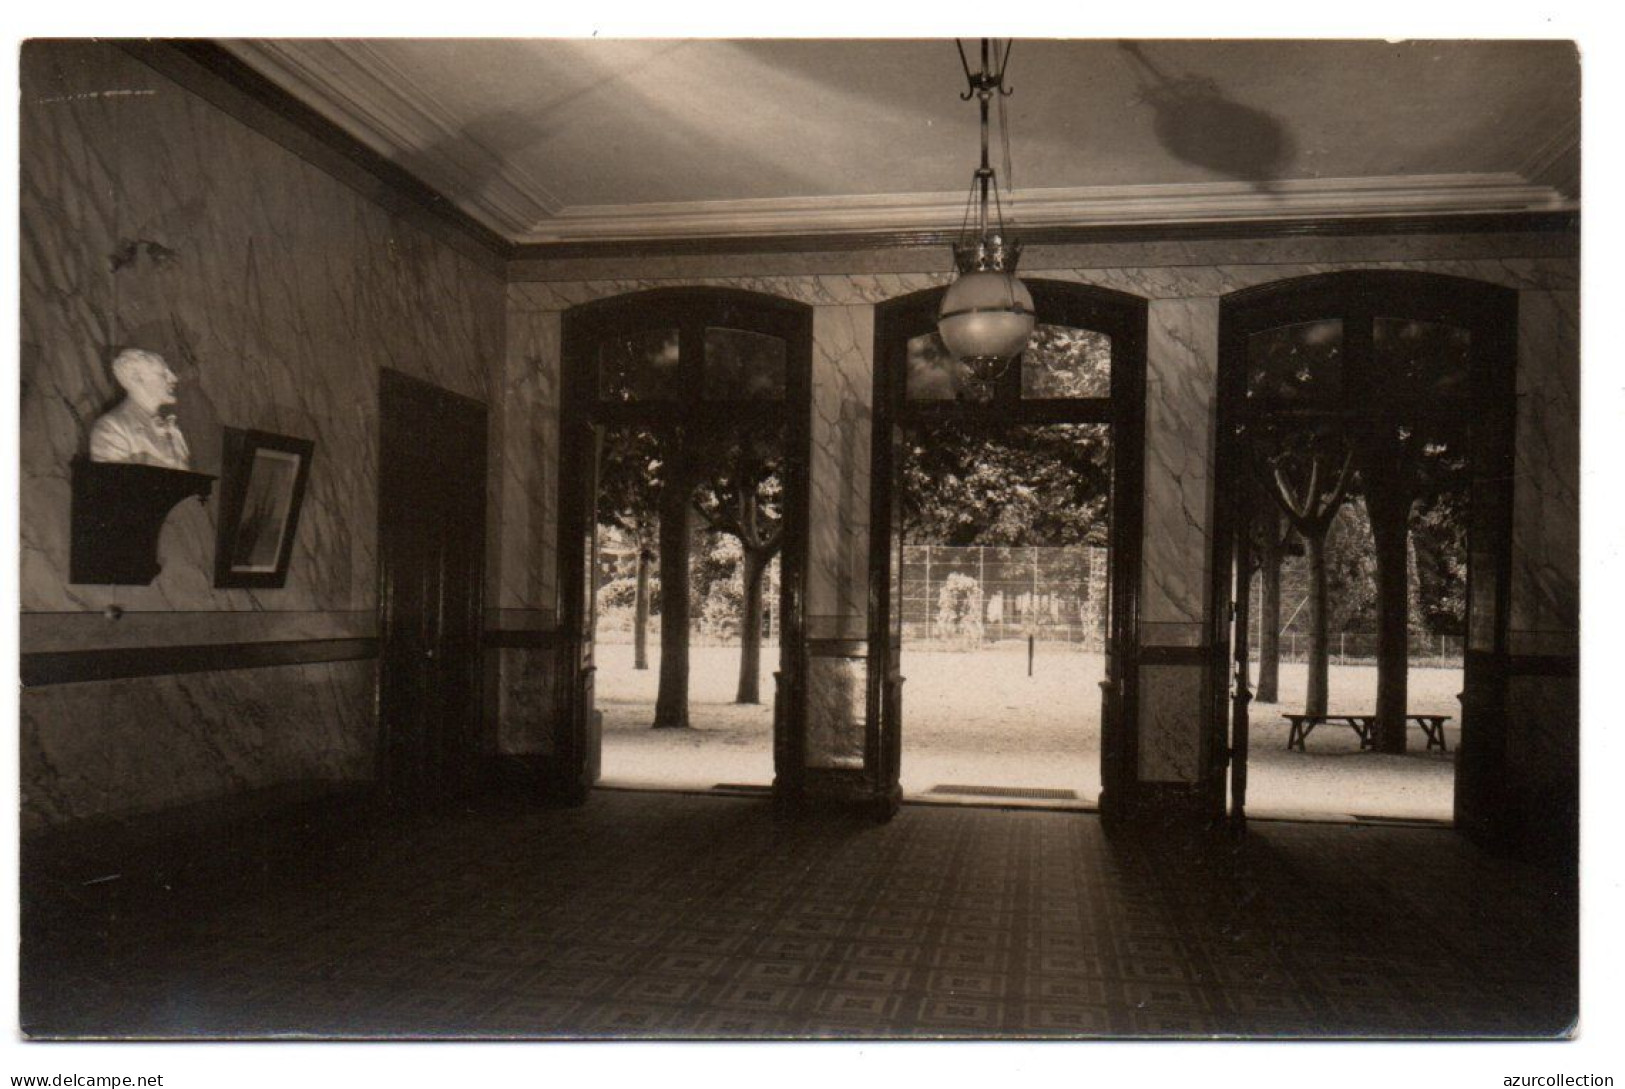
[{"xmin": 214, "ymin": 428, "xmax": 315, "ymax": 589}]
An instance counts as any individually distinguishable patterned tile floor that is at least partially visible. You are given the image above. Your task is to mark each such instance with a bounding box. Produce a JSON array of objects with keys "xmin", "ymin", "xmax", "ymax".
[{"xmin": 20, "ymin": 791, "xmax": 1576, "ymax": 1039}]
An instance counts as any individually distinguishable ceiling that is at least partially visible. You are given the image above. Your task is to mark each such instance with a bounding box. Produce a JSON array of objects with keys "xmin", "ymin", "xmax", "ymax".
[{"xmin": 224, "ymin": 38, "xmax": 1580, "ymax": 245}]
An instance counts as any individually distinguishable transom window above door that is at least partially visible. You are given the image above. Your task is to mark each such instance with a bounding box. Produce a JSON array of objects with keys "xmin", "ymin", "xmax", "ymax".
[
  {"xmin": 592, "ymin": 316, "xmax": 792, "ymax": 407},
  {"xmin": 905, "ymin": 324, "xmax": 1112, "ymax": 403}
]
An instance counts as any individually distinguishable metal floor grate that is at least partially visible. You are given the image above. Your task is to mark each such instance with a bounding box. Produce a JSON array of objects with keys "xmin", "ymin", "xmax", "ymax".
[{"xmin": 926, "ymin": 784, "xmax": 1079, "ymax": 800}]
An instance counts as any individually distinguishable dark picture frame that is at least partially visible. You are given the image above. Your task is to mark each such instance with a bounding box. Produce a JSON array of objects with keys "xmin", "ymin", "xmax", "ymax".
[{"xmin": 213, "ymin": 428, "xmax": 315, "ymax": 589}]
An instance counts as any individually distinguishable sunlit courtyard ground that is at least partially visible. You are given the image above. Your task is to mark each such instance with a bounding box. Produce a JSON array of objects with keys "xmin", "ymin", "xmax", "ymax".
[{"xmin": 596, "ymin": 639, "xmax": 1460, "ymax": 822}]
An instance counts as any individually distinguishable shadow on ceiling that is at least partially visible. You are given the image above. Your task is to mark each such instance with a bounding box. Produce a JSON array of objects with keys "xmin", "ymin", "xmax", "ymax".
[
  {"xmin": 1118, "ymin": 42, "xmax": 1297, "ymax": 192},
  {"xmin": 387, "ymin": 42, "xmax": 700, "ymax": 213}
]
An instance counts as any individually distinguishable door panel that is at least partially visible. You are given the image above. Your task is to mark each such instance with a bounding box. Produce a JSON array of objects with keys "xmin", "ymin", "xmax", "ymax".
[
  {"xmin": 1226, "ymin": 485, "xmax": 1253, "ymax": 826},
  {"xmin": 581, "ymin": 426, "xmax": 602, "ymax": 785},
  {"xmin": 377, "ymin": 369, "xmax": 488, "ymax": 805}
]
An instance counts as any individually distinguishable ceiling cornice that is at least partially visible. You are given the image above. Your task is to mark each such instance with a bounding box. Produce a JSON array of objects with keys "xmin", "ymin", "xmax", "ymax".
[
  {"xmin": 518, "ymin": 173, "xmax": 1574, "ymax": 245},
  {"xmin": 508, "ymin": 211, "xmax": 1579, "ymax": 264},
  {"xmin": 222, "ymin": 39, "xmax": 562, "ymax": 238}
]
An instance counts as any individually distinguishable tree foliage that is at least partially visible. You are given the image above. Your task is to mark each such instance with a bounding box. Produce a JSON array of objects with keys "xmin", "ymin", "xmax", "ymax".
[
  {"xmin": 595, "ymin": 425, "xmax": 662, "ymax": 548},
  {"xmin": 903, "ymin": 422, "xmax": 1110, "ymax": 547}
]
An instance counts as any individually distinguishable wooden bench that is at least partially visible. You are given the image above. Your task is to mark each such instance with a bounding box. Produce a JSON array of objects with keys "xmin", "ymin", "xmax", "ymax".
[
  {"xmin": 1284, "ymin": 713, "xmax": 1451, "ymax": 753},
  {"xmin": 1284, "ymin": 713, "xmax": 1372, "ymax": 751}
]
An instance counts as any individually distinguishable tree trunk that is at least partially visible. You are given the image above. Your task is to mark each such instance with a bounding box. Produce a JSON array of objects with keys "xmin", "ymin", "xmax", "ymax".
[
  {"xmin": 736, "ymin": 547, "xmax": 767, "ymax": 704},
  {"xmin": 1257, "ymin": 514, "xmax": 1284, "ymax": 704},
  {"xmin": 1305, "ymin": 529, "xmax": 1330, "ymax": 717},
  {"xmin": 652, "ymin": 452, "xmax": 691, "ymax": 730},
  {"xmin": 633, "ymin": 546, "xmax": 651, "ymax": 671},
  {"xmin": 1368, "ymin": 477, "xmax": 1413, "ymax": 753}
]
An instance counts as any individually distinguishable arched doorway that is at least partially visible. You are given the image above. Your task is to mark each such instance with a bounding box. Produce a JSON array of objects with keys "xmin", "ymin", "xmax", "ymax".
[
  {"xmin": 1213, "ymin": 271, "xmax": 1517, "ymax": 834},
  {"xmin": 558, "ymin": 288, "xmax": 814, "ymax": 803},
  {"xmin": 868, "ymin": 281, "xmax": 1147, "ymax": 815}
]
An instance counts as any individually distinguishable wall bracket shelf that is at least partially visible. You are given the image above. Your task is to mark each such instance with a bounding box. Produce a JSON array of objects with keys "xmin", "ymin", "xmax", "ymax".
[{"xmin": 70, "ymin": 459, "xmax": 216, "ymax": 585}]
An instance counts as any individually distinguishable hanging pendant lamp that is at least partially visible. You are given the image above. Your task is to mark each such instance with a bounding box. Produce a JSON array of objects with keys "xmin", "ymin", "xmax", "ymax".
[{"xmin": 937, "ymin": 39, "xmax": 1035, "ymax": 387}]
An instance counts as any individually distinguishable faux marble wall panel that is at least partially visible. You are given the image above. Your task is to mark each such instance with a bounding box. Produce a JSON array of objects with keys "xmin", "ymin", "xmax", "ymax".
[
  {"xmin": 1505, "ymin": 674, "xmax": 1579, "ymax": 807},
  {"xmin": 495, "ymin": 300, "xmax": 562, "ymax": 614},
  {"xmin": 20, "ymin": 660, "xmax": 378, "ymax": 831},
  {"xmin": 495, "ymin": 646, "xmax": 561, "ymax": 756},
  {"xmin": 1140, "ymin": 299, "xmax": 1219, "ymax": 643},
  {"xmin": 806, "ymin": 305, "xmax": 874, "ymax": 644},
  {"xmin": 805, "ymin": 656, "xmax": 867, "ymax": 770},
  {"xmin": 509, "ymin": 258, "xmax": 1576, "ymax": 304},
  {"xmin": 506, "ymin": 273, "xmax": 953, "ymax": 314},
  {"xmin": 21, "ymin": 41, "xmax": 504, "ymax": 617},
  {"xmin": 1509, "ymin": 290, "xmax": 1580, "ymax": 652},
  {"xmin": 1137, "ymin": 663, "xmax": 1206, "ymax": 783}
]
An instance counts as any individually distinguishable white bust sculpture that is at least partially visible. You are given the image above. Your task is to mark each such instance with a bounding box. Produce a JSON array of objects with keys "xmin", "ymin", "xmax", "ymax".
[{"xmin": 88, "ymin": 348, "xmax": 192, "ymax": 470}]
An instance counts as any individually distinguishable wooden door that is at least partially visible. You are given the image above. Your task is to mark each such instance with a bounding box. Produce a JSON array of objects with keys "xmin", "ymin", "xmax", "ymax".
[{"xmin": 377, "ymin": 369, "xmax": 488, "ymax": 805}]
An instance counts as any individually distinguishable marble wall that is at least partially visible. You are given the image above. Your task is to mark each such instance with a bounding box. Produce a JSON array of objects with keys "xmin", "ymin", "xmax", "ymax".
[
  {"xmin": 1504, "ymin": 288, "xmax": 1580, "ymax": 838},
  {"xmin": 1510, "ymin": 290, "xmax": 1581, "ymax": 657},
  {"xmin": 21, "ymin": 662, "xmax": 376, "ymax": 829},
  {"xmin": 806, "ymin": 305, "xmax": 875, "ymax": 643},
  {"xmin": 1140, "ymin": 299, "xmax": 1219, "ymax": 643},
  {"xmin": 487, "ymin": 295, "xmax": 565, "ymax": 758},
  {"xmin": 19, "ymin": 41, "xmax": 507, "ymax": 829}
]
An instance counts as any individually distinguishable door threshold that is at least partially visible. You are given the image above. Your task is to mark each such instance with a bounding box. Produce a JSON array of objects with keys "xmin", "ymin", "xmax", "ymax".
[
  {"xmin": 1242, "ymin": 806, "xmax": 1453, "ymax": 829},
  {"xmin": 905, "ymin": 789, "xmax": 1097, "ymax": 814},
  {"xmin": 594, "ymin": 780, "xmax": 774, "ymax": 798}
]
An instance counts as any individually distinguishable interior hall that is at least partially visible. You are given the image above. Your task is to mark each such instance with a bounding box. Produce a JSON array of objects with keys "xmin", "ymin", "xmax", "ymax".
[{"xmin": 16, "ymin": 38, "xmax": 1581, "ymax": 1041}]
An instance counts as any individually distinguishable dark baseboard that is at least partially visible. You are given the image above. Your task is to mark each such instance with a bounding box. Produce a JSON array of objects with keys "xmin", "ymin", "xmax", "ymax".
[{"xmin": 21, "ymin": 637, "xmax": 379, "ymax": 686}]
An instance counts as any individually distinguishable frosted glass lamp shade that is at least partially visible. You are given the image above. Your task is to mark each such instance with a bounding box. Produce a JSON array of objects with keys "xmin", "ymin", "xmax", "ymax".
[{"xmin": 938, "ymin": 270, "xmax": 1036, "ymax": 364}]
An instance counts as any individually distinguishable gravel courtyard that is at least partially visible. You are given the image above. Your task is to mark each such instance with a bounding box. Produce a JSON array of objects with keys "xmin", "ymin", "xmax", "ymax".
[{"xmin": 596, "ymin": 640, "xmax": 1461, "ymax": 822}]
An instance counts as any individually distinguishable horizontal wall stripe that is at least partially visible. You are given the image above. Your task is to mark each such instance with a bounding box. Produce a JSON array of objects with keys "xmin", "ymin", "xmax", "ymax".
[
  {"xmin": 1506, "ymin": 654, "xmax": 1580, "ymax": 678},
  {"xmin": 807, "ymin": 638, "xmax": 867, "ymax": 658},
  {"xmin": 21, "ymin": 638, "xmax": 379, "ymax": 687},
  {"xmin": 483, "ymin": 608, "xmax": 561, "ymax": 632},
  {"xmin": 1137, "ymin": 645, "xmax": 1209, "ymax": 666},
  {"xmin": 21, "ymin": 610, "xmax": 376, "ymax": 655},
  {"xmin": 482, "ymin": 629, "xmax": 570, "ymax": 649}
]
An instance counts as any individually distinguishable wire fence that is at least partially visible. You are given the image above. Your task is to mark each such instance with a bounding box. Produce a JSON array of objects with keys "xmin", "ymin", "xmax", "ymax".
[
  {"xmin": 899, "ymin": 544, "xmax": 1109, "ymax": 651},
  {"xmin": 1250, "ymin": 631, "xmax": 1465, "ymax": 668}
]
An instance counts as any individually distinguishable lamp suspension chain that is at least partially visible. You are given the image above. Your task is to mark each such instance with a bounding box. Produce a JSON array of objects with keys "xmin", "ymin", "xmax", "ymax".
[{"xmin": 937, "ymin": 37, "xmax": 1036, "ymax": 392}]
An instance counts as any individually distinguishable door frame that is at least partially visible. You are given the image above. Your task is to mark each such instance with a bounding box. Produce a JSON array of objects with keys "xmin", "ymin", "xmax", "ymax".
[
  {"xmin": 867, "ymin": 281, "xmax": 1148, "ymax": 815},
  {"xmin": 1211, "ymin": 270, "xmax": 1518, "ymax": 832},
  {"xmin": 558, "ymin": 287, "xmax": 815, "ymax": 805}
]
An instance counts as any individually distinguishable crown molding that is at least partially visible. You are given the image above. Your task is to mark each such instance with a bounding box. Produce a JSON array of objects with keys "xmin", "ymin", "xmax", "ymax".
[
  {"xmin": 508, "ymin": 211, "xmax": 1578, "ymax": 264},
  {"xmin": 222, "ymin": 39, "xmax": 561, "ymax": 238},
  {"xmin": 516, "ymin": 173, "xmax": 1576, "ymax": 245}
]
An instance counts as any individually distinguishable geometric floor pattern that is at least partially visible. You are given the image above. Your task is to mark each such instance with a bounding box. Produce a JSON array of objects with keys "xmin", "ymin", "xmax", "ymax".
[{"xmin": 20, "ymin": 790, "xmax": 1577, "ymax": 1039}]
